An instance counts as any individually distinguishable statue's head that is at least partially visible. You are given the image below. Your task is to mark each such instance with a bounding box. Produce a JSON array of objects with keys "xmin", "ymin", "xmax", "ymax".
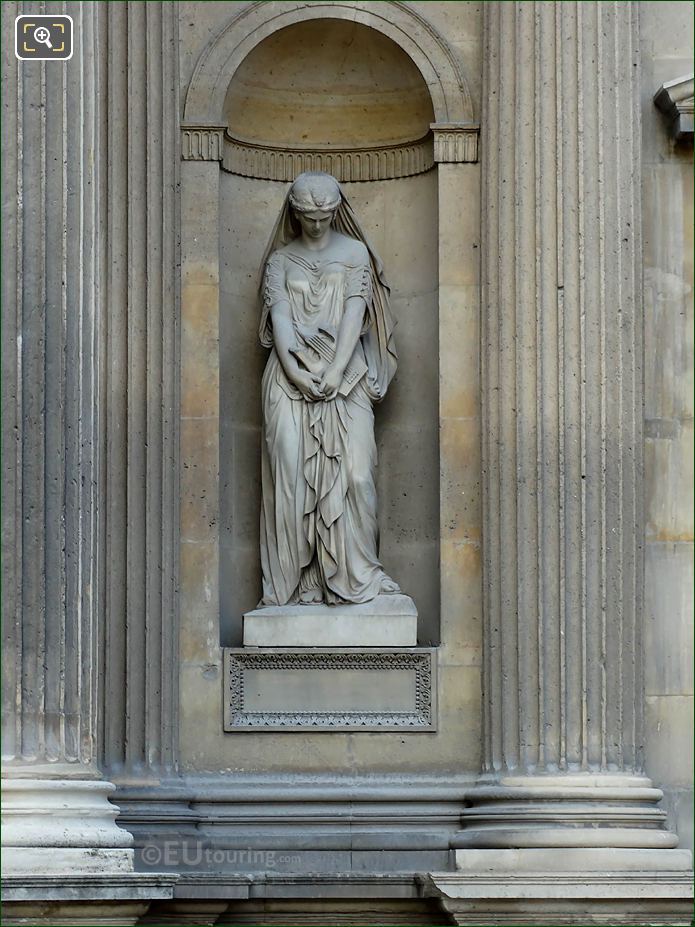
[
  {"xmin": 288, "ymin": 172, "xmax": 341, "ymax": 215},
  {"xmin": 288, "ymin": 172, "xmax": 341, "ymax": 242}
]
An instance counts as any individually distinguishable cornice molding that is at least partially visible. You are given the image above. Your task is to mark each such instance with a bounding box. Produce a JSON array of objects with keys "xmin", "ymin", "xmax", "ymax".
[
  {"xmin": 181, "ymin": 123, "xmax": 481, "ymax": 176},
  {"xmin": 181, "ymin": 124, "xmax": 226, "ymax": 161},
  {"xmin": 221, "ymin": 133, "xmax": 435, "ymax": 181},
  {"xmin": 654, "ymin": 73, "xmax": 694, "ymax": 142},
  {"xmin": 431, "ymin": 122, "xmax": 479, "ymax": 163}
]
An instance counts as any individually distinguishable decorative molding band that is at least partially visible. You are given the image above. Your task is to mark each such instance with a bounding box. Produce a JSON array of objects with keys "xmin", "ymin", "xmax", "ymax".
[
  {"xmin": 654, "ymin": 73, "xmax": 694, "ymax": 142},
  {"xmin": 181, "ymin": 124, "xmax": 226, "ymax": 161},
  {"xmin": 224, "ymin": 648, "xmax": 436, "ymax": 731},
  {"xmin": 181, "ymin": 122, "xmax": 481, "ymax": 175},
  {"xmin": 114, "ymin": 772, "xmax": 474, "ymax": 803},
  {"xmin": 220, "ymin": 134, "xmax": 435, "ymax": 181},
  {"xmin": 454, "ymin": 779, "xmax": 678, "ymax": 849},
  {"xmin": 431, "ymin": 123, "xmax": 480, "ymax": 163}
]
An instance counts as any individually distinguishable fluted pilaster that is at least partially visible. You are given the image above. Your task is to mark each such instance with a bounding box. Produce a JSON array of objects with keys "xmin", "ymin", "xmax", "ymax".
[
  {"xmin": 100, "ymin": 0, "xmax": 180, "ymax": 779},
  {"xmin": 1, "ymin": 0, "xmax": 181, "ymax": 875},
  {"xmin": 463, "ymin": 0, "xmax": 676, "ymax": 849},
  {"xmin": 2, "ymin": 0, "xmax": 101, "ymax": 778},
  {"xmin": 1, "ymin": 0, "xmax": 132, "ymax": 872}
]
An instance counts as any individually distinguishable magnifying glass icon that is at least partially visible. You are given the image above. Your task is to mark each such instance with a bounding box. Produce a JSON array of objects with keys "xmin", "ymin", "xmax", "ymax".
[{"xmin": 34, "ymin": 26, "xmax": 53, "ymax": 49}]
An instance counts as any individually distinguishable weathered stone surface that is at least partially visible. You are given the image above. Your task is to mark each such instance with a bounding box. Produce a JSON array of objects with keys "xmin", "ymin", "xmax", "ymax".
[
  {"xmin": 1, "ymin": 874, "xmax": 177, "ymax": 927},
  {"xmin": 644, "ymin": 543, "xmax": 694, "ymax": 697}
]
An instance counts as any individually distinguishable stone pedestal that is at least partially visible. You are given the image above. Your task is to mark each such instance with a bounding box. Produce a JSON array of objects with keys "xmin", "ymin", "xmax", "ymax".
[
  {"xmin": 243, "ymin": 595, "xmax": 418, "ymax": 647},
  {"xmin": 236, "ymin": 597, "xmax": 426, "ymax": 730}
]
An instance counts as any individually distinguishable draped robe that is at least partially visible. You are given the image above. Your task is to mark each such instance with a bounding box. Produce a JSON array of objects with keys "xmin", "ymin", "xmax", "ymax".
[{"xmin": 259, "ymin": 241, "xmax": 397, "ymax": 606}]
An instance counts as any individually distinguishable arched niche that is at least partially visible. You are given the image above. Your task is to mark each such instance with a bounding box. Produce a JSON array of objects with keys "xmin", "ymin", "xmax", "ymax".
[
  {"xmin": 178, "ymin": 0, "xmax": 481, "ymax": 743},
  {"xmin": 223, "ymin": 19, "xmax": 435, "ymax": 150},
  {"xmin": 217, "ymin": 17, "xmax": 441, "ymax": 645},
  {"xmin": 183, "ymin": 1, "xmax": 476, "ymax": 127}
]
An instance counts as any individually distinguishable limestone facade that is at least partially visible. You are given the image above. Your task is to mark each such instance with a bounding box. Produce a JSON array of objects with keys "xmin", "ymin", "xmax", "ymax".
[{"xmin": 1, "ymin": 1, "xmax": 692, "ymax": 924}]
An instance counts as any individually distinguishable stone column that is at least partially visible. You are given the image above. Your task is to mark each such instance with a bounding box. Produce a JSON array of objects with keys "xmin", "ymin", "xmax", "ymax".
[
  {"xmin": 461, "ymin": 0, "xmax": 680, "ymax": 851},
  {"xmin": 1, "ymin": 9, "xmax": 179, "ymax": 922},
  {"xmin": 1, "ymin": 0, "xmax": 133, "ymax": 876},
  {"xmin": 426, "ymin": 3, "xmax": 692, "ymax": 922}
]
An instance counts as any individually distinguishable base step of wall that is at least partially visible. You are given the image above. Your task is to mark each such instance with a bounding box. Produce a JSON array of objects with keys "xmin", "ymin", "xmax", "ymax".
[
  {"xmin": 144, "ymin": 898, "xmax": 448, "ymax": 926},
  {"xmin": 423, "ymin": 855, "xmax": 694, "ymax": 927},
  {"xmin": 1, "ymin": 873, "xmax": 177, "ymax": 927}
]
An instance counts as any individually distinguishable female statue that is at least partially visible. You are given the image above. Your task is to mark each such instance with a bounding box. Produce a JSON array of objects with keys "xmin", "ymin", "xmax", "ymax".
[{"xmin": 258, "ymin": 171, "xmax": 401, "ymax": 607}]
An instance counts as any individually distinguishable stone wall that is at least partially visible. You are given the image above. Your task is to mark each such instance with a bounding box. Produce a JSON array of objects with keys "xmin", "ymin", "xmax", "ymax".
[{"xmin": 1, "ymin": 1, "xmax": 692, "ymax": 923}]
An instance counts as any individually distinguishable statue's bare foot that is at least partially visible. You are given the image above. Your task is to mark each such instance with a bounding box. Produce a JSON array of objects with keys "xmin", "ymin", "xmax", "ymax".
[
  {"xmin": 299, "ymin": 587, "xmax": 323, "ymax": 604},
  {"xmin": 379, "ymin": 577, "xmax": 401, "ymax": 595}
]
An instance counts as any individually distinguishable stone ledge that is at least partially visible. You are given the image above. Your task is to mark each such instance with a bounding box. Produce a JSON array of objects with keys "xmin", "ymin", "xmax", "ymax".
[
  {"xmin": 454, "ymin": 847, "xmax": 693, "ymax": 873},
  {"xmin": 1, "ymin": 873, "xmax": 178, "ymax": 927},
  {"xmin": 1, "ymin": 873, "xmax": 178, "ymax": 901},
  {"xmin": 422, "ymin": 849, "xmax": 694, "ymax": 926}
]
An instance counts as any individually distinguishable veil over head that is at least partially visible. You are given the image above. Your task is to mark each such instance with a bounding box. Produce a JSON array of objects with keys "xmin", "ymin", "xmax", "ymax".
[{"xmin": 258, "ymin": 171, "xmax": 398, "ymax": 402}]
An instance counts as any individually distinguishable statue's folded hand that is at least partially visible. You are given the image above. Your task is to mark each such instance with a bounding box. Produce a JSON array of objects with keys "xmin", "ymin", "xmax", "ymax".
[
  {"xmin": 318, "ymin": 364, "xmax": 343, "ymax": 400},
  {"xmin": 291, "ymin": 369, "xmax": 323, "ymax": 402}
]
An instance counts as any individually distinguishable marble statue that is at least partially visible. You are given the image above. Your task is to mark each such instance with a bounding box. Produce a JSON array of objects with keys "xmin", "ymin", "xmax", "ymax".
[{"xmin": 257, "ymin": 171, "xmax": 402, "ymax": 607}]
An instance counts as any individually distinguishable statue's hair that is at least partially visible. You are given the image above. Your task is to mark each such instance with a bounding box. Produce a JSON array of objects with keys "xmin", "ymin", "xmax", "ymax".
[{"xmin": 288, "ymin": 171, "xmax": 341, "ymax": 214}]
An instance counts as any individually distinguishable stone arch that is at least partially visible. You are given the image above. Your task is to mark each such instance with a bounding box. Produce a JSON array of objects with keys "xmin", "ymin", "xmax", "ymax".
[{"xmin": 183, "ymin": 0, "xmax": 476, "ymax": 127}]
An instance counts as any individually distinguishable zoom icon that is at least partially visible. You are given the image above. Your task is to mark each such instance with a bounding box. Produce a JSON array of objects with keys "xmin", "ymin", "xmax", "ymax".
[{"xmin": 15, "ymin": 15, "xmax": 73, "ymax": 61}]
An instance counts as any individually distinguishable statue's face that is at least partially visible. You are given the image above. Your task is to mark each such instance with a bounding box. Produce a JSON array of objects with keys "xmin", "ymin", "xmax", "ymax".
[{"xmin": 295, "ymin": 209, "xmax": 334, "ymax": 241}]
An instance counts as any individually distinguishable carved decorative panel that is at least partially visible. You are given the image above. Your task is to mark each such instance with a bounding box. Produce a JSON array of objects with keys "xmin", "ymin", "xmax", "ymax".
[{"xmin": 224, "ymin": 648, "xmax": 437, "ymax": 731}]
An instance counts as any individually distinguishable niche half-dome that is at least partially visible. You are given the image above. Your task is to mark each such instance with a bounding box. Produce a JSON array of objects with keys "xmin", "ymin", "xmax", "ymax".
[{"xmin": 222, "ymin": 19, "xmax": 436, "ymax": 181}]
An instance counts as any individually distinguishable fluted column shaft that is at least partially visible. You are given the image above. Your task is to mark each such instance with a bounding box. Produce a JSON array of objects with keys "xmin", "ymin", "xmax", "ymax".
[
  {"xmin": 481, "ymin": 0, "xmax": 642, "ymax": 778},
  {"xmin": 462, "ymin": 0, "xmax": 676, "ymax": 849},
  {"xmin": 2, "ymin": 0, "xmax": 181, "ymax": 782},
  {"xmin": 99, "ymin": 0, "xmax": 180, "ymax": 780},
  {"xmin": 2, "ymin": 0, "xmax": 101, "ymax": 778},
  {"xmin": 1, "ymin": 0, "xmax": 181, "ymax": 869},
  {"xmin": 1, "ymin": 0, "xmax": 133, "ymax": 872}
]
